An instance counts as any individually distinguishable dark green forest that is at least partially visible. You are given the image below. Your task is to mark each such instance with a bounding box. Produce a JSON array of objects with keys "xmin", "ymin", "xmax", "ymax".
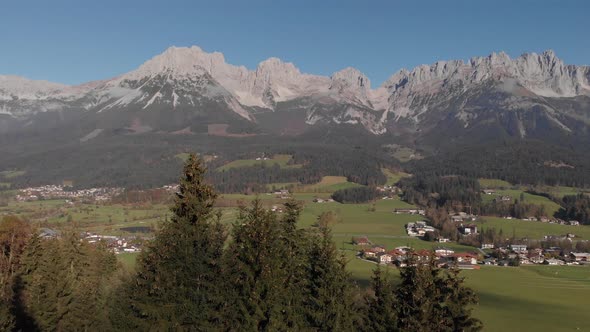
[{"xmin": 0, "ymin": 155, "xmax": 482, "ymax": 332}]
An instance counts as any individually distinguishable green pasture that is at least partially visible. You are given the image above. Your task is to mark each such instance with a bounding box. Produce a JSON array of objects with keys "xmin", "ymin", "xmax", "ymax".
[
  {"xmin": 477, "ymin": 216, "xmax": 590, "ymax": 240},
  {"xmin": 482, "ymin": 189, "xmax": 562, "ymax": 215},
  {"xmin": 217, "ymin": 154, "xmax": 302, "ymax": 171},
  {"xmin": 478, "ymin": 178, "xmax": 513, "ymax": 188}
]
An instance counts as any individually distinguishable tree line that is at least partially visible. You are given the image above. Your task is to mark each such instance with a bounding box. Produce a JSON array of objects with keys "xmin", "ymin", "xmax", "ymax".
[{"xmin": 1, "ymin": 154, "xmax": 481, "ymax": 331}]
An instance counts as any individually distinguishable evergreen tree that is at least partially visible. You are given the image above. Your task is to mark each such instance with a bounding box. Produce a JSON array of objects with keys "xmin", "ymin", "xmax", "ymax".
[
  {"xmin": 278, "ymin": 199, "xmax": 308, "ymax": 330},
  {"xmin": 362, "ymin": 267, "xmax": 397, "ymax": 332},
  {"xmin": 439, "ymin": 268, "xmax": 483, "ymax": 331},
  {"xmin": 223, "ymin": 199, "xmax": 292, "ymax": 331},
  {"xmin": 303, "ymin": 220, "xmax": 356, "ymax": 331},
  {"xmin": 18, "ymin": 226, "xmax": 118, "ymax": 331},
  {"xmin": 112, "ymin": 154, "xmax": 226, "ymax": 330},
  {"xmin": 395, "ymin": 257, "xmax": 445, "ymax": 332}
]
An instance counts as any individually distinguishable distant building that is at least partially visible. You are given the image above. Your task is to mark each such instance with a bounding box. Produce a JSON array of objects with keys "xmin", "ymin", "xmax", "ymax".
[
  {"xmin": 570, "ymin": 252, "xmax": 590, "ymax": 262},
  {"xmin": 510, "ymin": 244, "xmax": 527, "ymax": 253}
]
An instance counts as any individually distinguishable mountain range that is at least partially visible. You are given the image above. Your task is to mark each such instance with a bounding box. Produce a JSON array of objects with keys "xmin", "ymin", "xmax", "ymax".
[
  {"xmin": 1, "ymin": 46, "xmax": 589, "ymax": 136},
  {"xmin": 1, "ymin": 46, "xmax": 589, "ymax": 188}
]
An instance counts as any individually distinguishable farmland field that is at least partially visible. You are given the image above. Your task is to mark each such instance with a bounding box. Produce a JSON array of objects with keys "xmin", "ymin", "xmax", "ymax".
[
  {"xmin": 294, "ymin": 176, "xmax": 363, "ymax": 193},
  {"xmin": 4, "ymin": 189, "xmax": 590, "ymax": 332},
  {"xmin": 217, "ymin": 154, "xmax": 302, "ymax": 171},
  {"xmin": 382, "ymin": 168, "xmax": 411, "ymax": 186},
  {"xmin": 476, "ymin": 216, "xmax": 590, "ymax": 240},
  {"xmin": 482, "ymin": 189, "xmax": 562, "ymax": 216},
  {"xmin": 478, "ymin": 178, "xmax": 513, "ymax": 188},
  {"xmin": 345, "ymin": 256, "xmax": 590, "ymax": 332}
]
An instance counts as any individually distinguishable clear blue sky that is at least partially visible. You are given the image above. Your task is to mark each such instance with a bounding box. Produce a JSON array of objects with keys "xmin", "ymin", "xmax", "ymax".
[{"xmin": 1, "ymin": 0, "xmax": 588, "ymax": 86}]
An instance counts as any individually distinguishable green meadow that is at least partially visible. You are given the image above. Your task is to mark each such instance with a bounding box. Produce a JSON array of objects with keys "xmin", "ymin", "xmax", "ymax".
[
  {"xmin": 5, "ymin": 183, "xmax": 590, "ymax": 332},
  {"xmin": 478, "ymin": 178, "xmax": 513, "ymax": 188},
  {"xmin": 477, "ymin": 216, "xmax": 590, "ymax": 240},
  {"xmin": 482, "ymin": 188, "xmax": 562, "ymax": 216},
  {"xmin": 217, "ymin": 154, "xmax": 302, "ymax": 171}
]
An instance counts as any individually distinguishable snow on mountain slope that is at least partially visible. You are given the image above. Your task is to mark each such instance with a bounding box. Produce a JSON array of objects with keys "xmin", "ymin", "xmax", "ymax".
[
  {"xmin": 382, "ymin": 50, "xmax": 590, "ymax": 121},
  {"xmin": 1, "ymin": 47, "xmax": 589, "ymax": 135}
]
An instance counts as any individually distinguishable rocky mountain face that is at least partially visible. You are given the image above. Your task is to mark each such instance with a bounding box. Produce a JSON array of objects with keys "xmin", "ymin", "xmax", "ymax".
[{"xmin": 1, "ymin": 47, "xmax": 589, "ymax": 138}]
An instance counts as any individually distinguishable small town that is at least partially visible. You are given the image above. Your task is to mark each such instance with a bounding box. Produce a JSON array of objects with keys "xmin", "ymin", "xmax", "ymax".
[
  {"xmin": 16, "ymin": 185, "xmax": 124, "ymax": 202},
  {"xmin": 353, "ymin": 235, "xmax": 590, "ymax": 268}
]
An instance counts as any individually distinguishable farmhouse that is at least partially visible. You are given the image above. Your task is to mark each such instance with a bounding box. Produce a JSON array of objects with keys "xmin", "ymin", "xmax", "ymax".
[
  {"xmin": 451, "ymin": 253, "xmax": 478, "ymax": 265},
  {"xmin": 570, "ymin": 252, "xmax": 590, "ymax": 262},
  {"xmin": 394, "ymin": 208, "xmax": 425, "ymax": 215},
  {"xmin": 481, "ymin": 243, "xmax": 494, "ymax": 249},
  {"xmin": 459, "ymin": 224, "xmax": 478, "ymax": 235},
  {"xmin": 434, "ymin": 247, "xmax": 455, "ymax": 257},
  {"xmin": 376, "ymin": 252, "xmax": 393, "ymax": 264},
  {"xmin": 352, "ymin": 236, "xmax": 370, "ymax": 246},
  {"xmin": 510, "ymin": 244, "xmax": 528, "ymax": 253},
  {"xmin": 482, "ymin": 189, "xmax": 496, "ymax": 195},
  {"xmin": 544, "ymin": 258, "xmax": 565, "ymax": 266}
]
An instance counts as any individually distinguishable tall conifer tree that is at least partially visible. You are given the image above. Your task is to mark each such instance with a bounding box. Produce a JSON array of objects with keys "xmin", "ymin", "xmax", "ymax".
[{"xmin": 114, "ymin": 154, "xmax": 226, "ymax": 330}]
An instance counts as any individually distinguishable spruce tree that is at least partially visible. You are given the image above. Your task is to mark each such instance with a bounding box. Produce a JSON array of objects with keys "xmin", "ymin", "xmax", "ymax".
[
  {"xmin": 362, "ymin": 267, "xmax": 397, "ymax": 332},
  {"xmin": 304, "ymin": 220, "xmax": 356, "ymax": 331},
  {"xmin": 395, "ymin": 257, "xmax": 445, "ymax": 332},
  {"xmin": 114, "ymin": 154, "xmax": 226, "ymax": 330},
  {"xmin": 223, "ymin": 199, "xmax": 291, "ymax": 331},
  {"xmin": 439, "ymin": 268, "xmax": 483, "ymax": 331}
]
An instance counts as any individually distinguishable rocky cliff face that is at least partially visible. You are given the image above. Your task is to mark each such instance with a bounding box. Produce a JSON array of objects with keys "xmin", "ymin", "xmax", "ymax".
[{"xmin": 1, "ymin": 47, "xmax": 588, "ymax": 137}]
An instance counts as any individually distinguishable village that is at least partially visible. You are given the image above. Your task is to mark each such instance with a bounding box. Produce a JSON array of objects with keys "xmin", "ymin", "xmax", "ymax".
[
  {"xmin": 16, "ymin": 185, "xmax": 124, "ymax": 202},
  {"xmin": 352, "ymin": 235, "xmax": 590, "ymax": 268},
  {"xmin": 39, "ymin": 228, "xmax": 146, "ymax": 255}
]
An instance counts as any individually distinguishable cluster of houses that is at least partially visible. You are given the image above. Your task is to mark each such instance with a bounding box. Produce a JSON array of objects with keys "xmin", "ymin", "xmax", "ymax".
[
  {"xmin": 406, "ymin": 221, "xmax": 436, "ymax": 236},
  {"xmin": 353, "ymin": 237, "xmax": 479, "ymax": 269},
  {"xmin": 16, "ymin": 185, "xmax": 124, "ymax": 202},
  {"xmin": 377, "ymin": 185, "xmax": 401, "ymax": 199},
  {"xmin": 312, "ymin": 197, "xmax": 335, "ymax": 203},
  {"xmin": 478, "ymin": 243, "xmax": 590, "ymax": 266},
  {"xmin": 502, "ymin": 215, "xmax": 581, "ymax": 226},
  {"xmin": 394, "ymin": 208, "xmax": 426, "ymax": 216},
  {"xmin": 38, "ymin": 229, "xmax": 144, "ymax": 254},
  {"xmin": 353, "ymin": 236, "xmax": 590, "ymax": 268},
  {"xmin": 272, "ymin": 189, "xmax": 291, "ymax": 199},
  {"xmin": 450, "ymin": 212, "xmax": 478, "ymax": 223},
  {"xmin": 83, "ymin": 232, "xmax": 144, "ymax": 254}
]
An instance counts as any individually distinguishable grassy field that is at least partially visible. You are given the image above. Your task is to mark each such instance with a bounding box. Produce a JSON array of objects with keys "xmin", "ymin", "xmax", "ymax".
[
  {"xmin": 217, "ymin": 154, "xmax": 302, "ymax": 171},
  {"xmin": 477, "ymin": 216, "xmax": 590, "ymax": 240},
  {"xmin": 117, "ymin": 252, "xmax": 141, "ymax": 270},
  {"xmin": 344, "ymin": 255, "xmax": 590, "ymax": 332},
  {"xmin": 0, "ymin": 170, "xmax": 26, "ymax": 179},
  {"xmin": 478, "ymin": 178, "xmax": 513, "ymax": 188},
  {"xmin": 533, "ymin": 185, "xmax": 589, "ymax": 198},
  {"xmin": 6, "ymin": 191, "xmax": 589, "ymax": 331},
  {"xmin": 482, "ymin": 189, "xmax": 562, "ymax": 216},
  {"xmin": 382, "ymin": 169, "xmax": 411, "ymax": 186},
  {"xmin": 294, "ymin": 176, "xmax": 363, "ymax": 193},
  {"xmin": 463, "ymin": 265, "xmax": 590, "ymax": 332},
  {"xmin": 0, "ymin": 182, "xmax": 10, "ymax": 189}
]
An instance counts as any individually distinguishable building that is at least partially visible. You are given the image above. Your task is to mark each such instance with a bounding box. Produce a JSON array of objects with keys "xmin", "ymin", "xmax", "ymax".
[
  {"xmin": 451, "ymin": 253, "xmax": 478, "ymax": 265},
  {"xmin": 435, "ymin": 247, "xmax": 455, "ymax": 257},
  {"xmin": 570, "ymin": 252, "xmax": 590, "ymax": 262},
  {"xmin": 544, "ymin": 258, "xmax": 565, "ymax": 266},
  {"xmin": 510, "ymin": 244, "xmax": 528, "ymax": 253},
  {"xmin": 481, "ymin": 243, "xmax": 494, "ymax": 249},
  {"xmin": 459, "ymin": 224, "xmax": 478, "ymax": 235},
  {"xmin": 352, "ymin": 236, "xmax": 370, "ymax": 246},
  {"xmin": 376, "ymin": 252, "xmax": 393, "ymax": 264}
]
